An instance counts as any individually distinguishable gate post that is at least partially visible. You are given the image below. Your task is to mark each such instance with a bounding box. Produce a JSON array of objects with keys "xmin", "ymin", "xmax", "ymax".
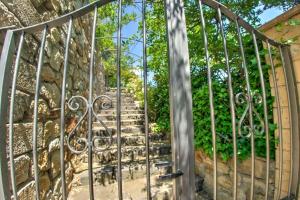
[
  {"xmin": 165, "ymin": 0, "xmax": 195, "ymax": 199},
  {"xmin": 0, "ymin": 30, "xmax": 15, "ymax": 200},
  {"xmin": 281, "ymin": 46, "xmax": 300, "ymax": 198}
]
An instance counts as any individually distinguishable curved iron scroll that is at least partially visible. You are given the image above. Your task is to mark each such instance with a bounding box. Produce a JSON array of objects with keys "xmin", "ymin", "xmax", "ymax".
[
  {"xmin": 66, "ymin": 95, "xmax": 113, "ymax": 154},
  {"xmin": 235, "ymin": 92, "xmax": 265, "ymax": 138}
]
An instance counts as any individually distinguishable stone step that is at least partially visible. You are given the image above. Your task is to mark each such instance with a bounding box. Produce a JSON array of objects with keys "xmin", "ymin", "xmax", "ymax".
[
  {"xmin": 93, "ymin": 127, "xmax": 168, "ymax": 140},
  {"xmin": 104, "ymin": 92, "xmax": 133, "ymax": 97},
  {"xmin": 82, "ymin": 145, "xmax": 171, "ymax": 164},
  {"xmin": 100, "ymin": 110, "xmax": 144, "ymax": 115},
  {"xmin": 110, "ymin": 99, "xmax": 136, "ymax": 104},
  {"xmin": 108, "ymin": 96, "xmax": 135, "ymax": 101},
  {"xmin": 99, "ymin": 119, "xmax": 144, "ymax": 127},
  {"xmin": 93, "ymin": 134, "xmax": 168, "ymax": 146},
  {"xmin": 109, "ymin": 102, "xmax": 140, "ymax": 108},
  {"xmin": 93, "ymin": 125, "xmax": 145, "ymax": 134},
  {"xmin": 75, "ymin": 158, "xmax": 170, "ymax": 187},
  {"xmin": 103, "ymin": 106, "xmax": 142, "ymax": 111},
  {"xmin": 106, "ymin": 88, "xmax": 128, "ymax": 92},
  {"xmin": 99, "ymin": 99, "xmax": 136, "ymax": 105},
  {"xmin": 99, "ymin": 114, "xmax": 145, "ymax": 121},
  {"xmin": 95, "ymin": 150, "xmax": 171, "ymax": 164}
]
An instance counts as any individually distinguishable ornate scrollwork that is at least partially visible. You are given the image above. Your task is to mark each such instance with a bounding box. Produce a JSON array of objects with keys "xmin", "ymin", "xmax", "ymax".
[
  {"xmin": 67, "ymin": 96, "xmax": 89, "ymax": 154},
  {"xmin": 92, "ymin": 95, "xmax": 113, "ymax": 152},
  {"xmin": 66, "ymin": 95, "xmax": 113, "ymax": 154},
  {"xmin": 235, "ymin": 92, "xmax": 265, "ymax": 138}
]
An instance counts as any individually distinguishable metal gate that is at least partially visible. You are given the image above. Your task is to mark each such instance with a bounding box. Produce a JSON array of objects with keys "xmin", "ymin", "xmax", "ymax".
[{"xmin": 0, "ymin": 0, "xmax": 299, "ymax": 199}]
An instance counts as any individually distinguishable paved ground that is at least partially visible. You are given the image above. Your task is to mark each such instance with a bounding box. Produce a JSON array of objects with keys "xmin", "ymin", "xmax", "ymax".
[
  {"xmin": 68, "ymin": 172, "xmax": 210, "ymax": 200},
  {"xmin": 68, "ymin": 174, "xmax": 173, "ymax": 200}
]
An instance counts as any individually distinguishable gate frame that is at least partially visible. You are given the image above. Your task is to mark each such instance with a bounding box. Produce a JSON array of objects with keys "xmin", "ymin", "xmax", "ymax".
[
  {"xmin": 281, "ymin": 46, "xmax": 300, "ymax": 198},
  {"xmin": 165, "ymin": 0, "xmax": 196, "ymax": 199},
  {"xmin": 0, "ymin": 0, "xmax": 299, "ymax": 199},
  {"xmin": 0, "ymin": 30, "xmax": 15, "ymax": 200}
]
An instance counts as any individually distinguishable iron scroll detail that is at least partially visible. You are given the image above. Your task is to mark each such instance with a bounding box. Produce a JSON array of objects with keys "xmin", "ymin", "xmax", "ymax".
[
  {"xmin": 235, "ymin": 92, "xmax": 265, "ymax": 138},
  {"xmin": 66, "ymin": 95, "xmax": 113, "ymax": 154}
]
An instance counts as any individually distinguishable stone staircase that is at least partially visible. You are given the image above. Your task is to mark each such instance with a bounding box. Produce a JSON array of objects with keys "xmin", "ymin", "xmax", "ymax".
[
  {"xmin": 91, "ymin": 88, "xmax": 171, "ymax": 165},
  {"xmin": 70, "ymin": 88, "xmax": 173, "ymax": 199}
]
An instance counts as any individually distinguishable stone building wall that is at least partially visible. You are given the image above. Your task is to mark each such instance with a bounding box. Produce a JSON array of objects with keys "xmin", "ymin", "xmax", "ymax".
[
  {"xmin": 195, "ymin": 150, "xmax": 275, "ymax": 199},
  {"xmin": 0, "ymin": 0, "xmax": 105, "ymax": 199},
  {"xmin": 260, "ymin": 5, "xmax": 300, "ymax": 199}
]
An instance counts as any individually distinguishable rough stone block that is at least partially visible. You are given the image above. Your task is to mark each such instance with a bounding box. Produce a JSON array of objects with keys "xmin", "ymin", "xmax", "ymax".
[
  {"xmin": 39, "ymin": 172, "xmax": 51, "ymax": 199},
  {"xmin": 52, "ymin": 176, "xmax": 62, "ymax": 197},
  {"xmin": 41, "ymin": 63, "xmax": 61, "ymax": 83},
  {"xmin": 48, "ymin": 138, "xmax": 60, "ymax": 153},
  {"xmin": 14, "ymin": 154, "xmax": 31, "ymax": 186},
  {"xmin": 40, "ymin": 82, "xmax": 61, "ymax": 109},
  {"xmin": 39, "ymin": 149, "xmax": 50, "ymax": 171},
  {"xmin": 50, "ymin": 150, "xmax": 61, "ymax": 178},
  {"xmin": 17, "ymin": 60, "xmax": 36, "ymax": 94},
  {"xmin": 22, "ymin": 35, "xmax": 39, "ymax": 63},
  {"xmin": 0, "ymin": 1, "xmax": 21, "ymax": 27},
  {"xmin": 238, "ymin": 157, "xmax": 268, "ymax": 179},
  {"xmin": 45, "ymin": 120, "xmax": 60, "ymax": 145},
  {"xmin": 29, "ymin": 98, "xmax": 51, "ymax": 117},
  {"xmin": 17, "ymin": 181, "xmax": 35, "ymax": 200},
  {"xmin": 12, "ymin": 91, "xmax": 32, "ymax": 122},
  {"xmin": 48, "ymin": 46, "xmax": 64, "ymax": 72},
  {"xmin": 6, "ymin": 122, "xmax": 45, "ymax": 156},
  {"xmin": 217, "ymin": 174, "xmax": 232, "ymax": 190}
]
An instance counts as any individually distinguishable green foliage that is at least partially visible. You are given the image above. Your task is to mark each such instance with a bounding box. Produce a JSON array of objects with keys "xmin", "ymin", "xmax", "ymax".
[
  {"xmin": 126, "ymin": 71, "xmax": 144, "ymax": 103},
  {"xmin": 192, "ymin": 36, "xmax": 277, "ymax": 160},
  {"xmin": 95, "ymin": 2, "xmax": 141, "ymax": 89},
  {"xmin": 274, "ymin": 19, "xmax": 300, "ymax": 44},
  {"xmin": 143, "ymin": 0, "xmax": 284, "ymax": 161},
  {"xmin": 260, "ymin": 0, "xmax": 299, "ymax": 11},
  {"xmin": 94, "ymin": 0, "xmax": 296, "ymax": 161}
]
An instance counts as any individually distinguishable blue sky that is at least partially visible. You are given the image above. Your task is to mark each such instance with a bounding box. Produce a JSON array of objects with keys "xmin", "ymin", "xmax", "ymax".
[{"xmin": 259, "ymin": 7, "xmax": 284, "ymax": 24}]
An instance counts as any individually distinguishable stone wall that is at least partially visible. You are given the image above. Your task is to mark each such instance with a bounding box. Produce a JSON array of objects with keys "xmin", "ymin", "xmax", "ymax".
[
  {"xmin": 260, "ymin": 5, "xmax": 300, "ymax": 199},
  {"xmin": 195, "ymin": 150, "xmax": 275, "ymax": 199},
  {"xmin": 0, "ymin": 0, "xmax": 105, "ymax": 199}
]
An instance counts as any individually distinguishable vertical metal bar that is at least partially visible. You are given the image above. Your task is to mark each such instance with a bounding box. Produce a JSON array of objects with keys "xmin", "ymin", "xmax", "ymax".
[
  {"xmin": 88, "ymin": 6, "xmax": 98, "ymax": 200},
  {"xmin": 9, "ymin": 31, "xmax": 25, "ymax": 200},
  {"xmin": 60, "ymin": 17, "xmax": 73, "ymax": 200},
  {"xmin": 0, "ymin": 30, "xmax": 15, "ymax": 200},
  {"xmin": 142, "ymin": 0, "xmax": 151, "ymax": 199},
  {"xmin": 280, "ymin": 46, "xmax": 300, "ymax": 198},
  {"xmin": 33, "ymin": 28, "xmax": 47, "ymax": 199},
  {"xmin": 198, "ymin": 1, "xmax": 217, "ymax": 199},
  {"xmin": 235, "ymin": 19, "xmax": 255, "ymax": 200},
  {"xmin": 165, "ymin": 0, "xmax": 195, "ymax": 199},
  {"xmin": 33, "ymin": 26, "xmax": 48, "ymax": 200},
  {"xmin": 252, "ymin": 31, "xmax": 270, "ymax": 200},
  {"xmin": 267, "ymin": 41, "xmax": 282, "ymax": 200},
  {"xmin": 279, "ymin": 47, "xmax": 291, "ymax": 199},
  {"xmin": 116, "ymin": 0, "xmax": 123, "ymax": 199},
  {"xmin": 217, "ymin": 8, "xmax": 237, "ymax": 200}
]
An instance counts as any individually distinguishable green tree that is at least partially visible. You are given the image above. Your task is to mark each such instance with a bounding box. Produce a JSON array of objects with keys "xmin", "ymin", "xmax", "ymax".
[{"xmin": 96, "ymin": 2, "xmax": 143, "ymax": 91}]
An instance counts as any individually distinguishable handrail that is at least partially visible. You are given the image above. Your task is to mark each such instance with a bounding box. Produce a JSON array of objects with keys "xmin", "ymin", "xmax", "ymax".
[
  {"xmin": 0, "ymin": 26, "xmax": 16, "ymax": 32},
  {"xmin": 13, "ymin": 0, "xmax": 115, "ymax": 34}
]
